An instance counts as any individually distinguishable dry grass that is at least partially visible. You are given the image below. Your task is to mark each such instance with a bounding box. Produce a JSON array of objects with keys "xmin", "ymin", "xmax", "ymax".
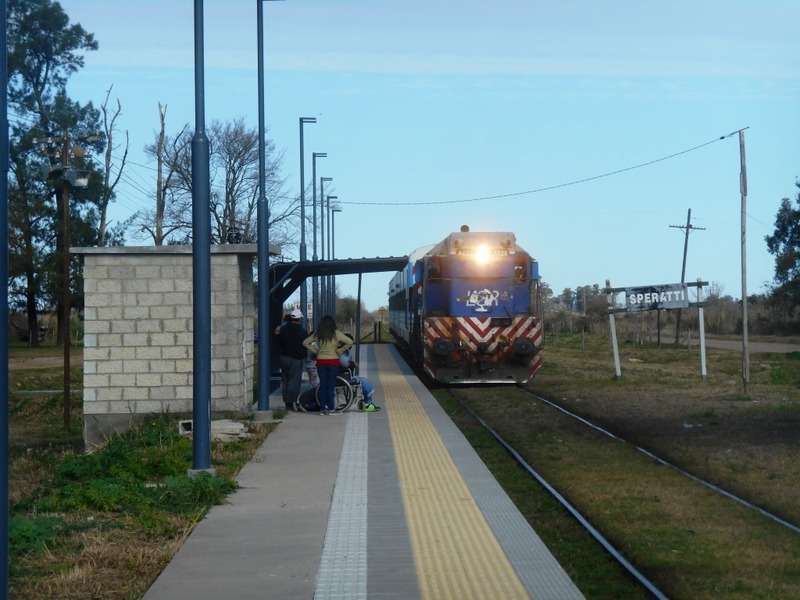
[{"xmin": 17, "ymin": 524, "xmax": 184, "ymax": 600}]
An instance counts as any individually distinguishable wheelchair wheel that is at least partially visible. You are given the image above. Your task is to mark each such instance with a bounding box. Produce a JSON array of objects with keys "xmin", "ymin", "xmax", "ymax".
[{"xmin": 316, "ymin": 375, "xmax": 355, "ymax": 412}]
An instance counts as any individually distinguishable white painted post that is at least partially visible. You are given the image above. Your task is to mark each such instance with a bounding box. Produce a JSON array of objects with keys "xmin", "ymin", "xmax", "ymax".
[
  {"xmin": 697, "ymin": 279, "xmax": 707, "ymax": 379},
  {"xmin": 606, "ymin": 280, "xmax": 622, "ymax": 379}
]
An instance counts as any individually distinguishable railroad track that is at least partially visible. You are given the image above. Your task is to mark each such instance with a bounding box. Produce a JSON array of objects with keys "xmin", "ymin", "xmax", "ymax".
[
  {"xmin": 447, "ymin": 388, "xmax": 669, "ymax": 599},
  {"xmin": 515, "ymin": 388, "xmax": 800, "ymax": 536},
  {"xmin": 445, "ymin": 385, "xmax": 800, "ymax": 600}
]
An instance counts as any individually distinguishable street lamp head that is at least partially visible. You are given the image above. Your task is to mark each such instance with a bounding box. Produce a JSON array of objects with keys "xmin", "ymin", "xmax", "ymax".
[
  {"xmin": 313, "ymin": 152, "xmax": 327, "ymax": 159},
  {"xmin": 69, "ymin": 170, "xmax": 91, "ymax": 187},
  {"xmin": 321, "ymin": 176, "xmax": 333, "ymax": 183},
  {"xmin": 300, "ymin": 117, "xmax": 317, "ymax": 125}
]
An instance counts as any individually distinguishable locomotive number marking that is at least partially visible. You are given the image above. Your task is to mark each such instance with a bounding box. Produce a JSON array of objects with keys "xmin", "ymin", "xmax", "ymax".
[{"xmin": 456, "ymin": 249, "xmax": 509, "ymax": 257}]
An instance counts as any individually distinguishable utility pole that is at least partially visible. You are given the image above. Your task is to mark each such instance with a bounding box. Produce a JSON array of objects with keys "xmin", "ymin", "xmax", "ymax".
[
  {"xmin": 739, "ymin": 128, "xmax": 750, "ymax": 393},
  {"xmin": 670, "ymin": 209, "xmax": 705, "ymax": 344},
  {"xmin": 60, "ymin": 137, "xmax": 72, "ymax": 431},
  {"xmin": 34, "ymin": 132, "xmax": 94, "ymax": 430}
]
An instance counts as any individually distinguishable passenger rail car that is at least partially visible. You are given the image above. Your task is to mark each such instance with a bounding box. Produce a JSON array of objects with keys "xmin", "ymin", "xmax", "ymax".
[{"xmin": 388, "ymin": 228, "xmax": 543, "ymax": 384}]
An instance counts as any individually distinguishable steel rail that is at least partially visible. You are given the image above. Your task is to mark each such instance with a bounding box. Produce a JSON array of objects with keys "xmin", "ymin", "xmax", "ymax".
[
  {"xmin": 522, "ymin": 389, "xmax": 800, "ymax": 536},
  {"xmin": 450, "ymin": 392, "xmax": 670, "ymax": 600}
]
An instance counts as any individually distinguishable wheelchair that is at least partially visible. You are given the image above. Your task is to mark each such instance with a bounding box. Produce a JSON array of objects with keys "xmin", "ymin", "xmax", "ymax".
[{"xmin": 315, "ymin": 365, "xmax": 364, "ymax": 412}]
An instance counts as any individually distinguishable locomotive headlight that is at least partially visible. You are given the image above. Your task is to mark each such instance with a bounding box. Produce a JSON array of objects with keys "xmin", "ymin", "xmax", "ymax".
[{"xmin": 475, "ymin": 244, "xmax": 491, "ymax": 264}]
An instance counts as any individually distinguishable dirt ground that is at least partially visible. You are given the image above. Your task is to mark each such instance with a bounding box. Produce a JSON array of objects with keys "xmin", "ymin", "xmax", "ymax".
[
  {"xmin": 8, "ymin": 350, "xmax": 83, "ymax": 370},
  {"xmin": 691, "ymin": 337, "xmax": 800, "ymax": 353}
]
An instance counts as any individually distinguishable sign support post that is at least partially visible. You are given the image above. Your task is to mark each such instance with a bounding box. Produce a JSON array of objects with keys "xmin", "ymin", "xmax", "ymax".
[
  {"xmin": 697, "ymin": 278, "xmax": 707, "ymax": 379},
  {"xmin": 606, "ymin": 280, "xmax": 622, "ymax": 378}
]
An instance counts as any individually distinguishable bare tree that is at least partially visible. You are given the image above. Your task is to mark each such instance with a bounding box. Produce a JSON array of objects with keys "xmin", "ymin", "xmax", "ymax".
[
  {"xmin": 133, "ymin": 103, "xmax": 192, "ymax": 245},
  {"xmin": 210, "ymin": 118, "xmax": 258, "ymax": 243},
  {"xmin": 97, "ymin": 86, "xmax": 128, "ymax": 246},
  {"xmin": 208, "ymin": 118, "xmax": 299, "ymax": 247},
  {"xmin": 134, "ymin": 113, "xmax": 297, "ymax": 249}
]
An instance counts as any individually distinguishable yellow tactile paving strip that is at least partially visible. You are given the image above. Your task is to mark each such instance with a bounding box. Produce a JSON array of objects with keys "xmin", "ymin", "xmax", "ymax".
[{"xmin": 376, "ymin": 346, "xmax": 530, "ymax": 600}]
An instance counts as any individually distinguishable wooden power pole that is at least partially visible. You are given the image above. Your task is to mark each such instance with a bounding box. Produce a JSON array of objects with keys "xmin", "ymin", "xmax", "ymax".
[
  {"xmin": 739, "ymin": 128, "xmax": 750, "ymax": 392},
  {"xmin": 670, "ymin": 208, "xmax": 705, "ymax": 344}
]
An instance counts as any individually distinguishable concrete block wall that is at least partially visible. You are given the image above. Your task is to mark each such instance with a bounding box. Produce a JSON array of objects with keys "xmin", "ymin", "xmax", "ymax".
[{"xmin": 76, "ymin": 245, "xmax": 258, "ymax": 448}]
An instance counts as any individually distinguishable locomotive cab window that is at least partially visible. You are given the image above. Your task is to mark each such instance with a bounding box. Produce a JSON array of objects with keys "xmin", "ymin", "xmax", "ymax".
[
  {"xmin": 514, "ymin": 256, "xmax": 528, "ymax": 282},
  {"xmin": 424, "ymin": 279, "xmax": 448, "ymax": 317},
  {"xmin": 426, "ymin": 256, "xmax": 444, "ymax": 279}
]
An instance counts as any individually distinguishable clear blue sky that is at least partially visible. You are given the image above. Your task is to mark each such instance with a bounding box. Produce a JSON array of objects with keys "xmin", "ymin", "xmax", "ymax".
[{"xmin": 62, "ymin": 0, "xmax": 799, "ymax": 312}]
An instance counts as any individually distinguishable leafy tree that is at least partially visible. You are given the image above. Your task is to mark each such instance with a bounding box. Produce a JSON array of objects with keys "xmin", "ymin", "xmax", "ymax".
[
  {"xmin": 7, "ymin": 0, "xmax": 104, "ymax": 344},
  {"xmin": 765, "ymin": 181, "xmax": 800, "ymax": 313},
  {"xmin": 7, "ymin": 138, "xmax": 52, "ymax": 339},
  {"xmin": 574, "ymin": 284, "xmax": 603, "ymax": 316},
  {"xmin": 335, "ymin": 295, "xmax": 372, "ymax": 334},
  {"xmin": 559, "ymin": 288, "xmax": 575, "ymax": 311},
  {"xmin": 7, "ymin": 0, "xmax": 97, "ymax": 112}
]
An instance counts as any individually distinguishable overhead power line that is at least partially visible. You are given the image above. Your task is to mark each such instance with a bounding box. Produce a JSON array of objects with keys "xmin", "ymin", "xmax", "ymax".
[{"xmin": 342, "ymin": 129, "xmax": 744, "ymax": 207}]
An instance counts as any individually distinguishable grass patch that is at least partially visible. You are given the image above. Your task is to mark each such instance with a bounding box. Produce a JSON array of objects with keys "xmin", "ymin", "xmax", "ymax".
[
  {"xmin": 437, "ymin": 332, "xmax": 800, "ymax": 599},
  {"xmin": 9, "ymin": 389, "xmax": 275, "ymax": 599}
]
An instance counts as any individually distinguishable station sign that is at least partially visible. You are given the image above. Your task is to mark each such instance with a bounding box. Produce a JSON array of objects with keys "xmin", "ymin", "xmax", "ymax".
[{"xmin": 624, "ymin": 283, "xmax": 689, "ymax": 312}]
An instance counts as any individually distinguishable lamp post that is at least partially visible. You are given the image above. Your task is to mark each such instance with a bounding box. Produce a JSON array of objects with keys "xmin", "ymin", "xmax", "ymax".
[
  {"xmin": 319, "ymin": 177, "xmax": 332, "ymax": 314},
  {"xmin": 311, "ymin": 152, "xmax": 326, "ymax": 329},
  {"xmin": 56, "ymin": 166, "xmax": 90, "ymax": 432},
  {"xmin": 33, "ymin": 133, "xmax": 93, "ymax": 430},
  {"xmin": 325, "ymin": 195, "xmax": 338, "ymax": 313},
  {"xmin": 57, "ymin": 166, "xmax": 89, "ymax": 430},
  {"xmin": 191, "ymin": 0, "xmax": 213, "ymax": 472},
  {"xmin": 256, "ymin": 0, "xmax": 283, "ymax": 412},
  {"xmin": 330, "ymin": 204, "xmax": 342, "ymax": 317},
  {"xmin": 298, "ymin": 117, "xmax": 316, "ymax": 324}
]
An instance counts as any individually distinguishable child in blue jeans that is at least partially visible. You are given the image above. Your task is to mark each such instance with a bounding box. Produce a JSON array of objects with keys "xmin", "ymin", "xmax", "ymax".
[
  {"xmin": 354, "ymin": 373, "xmax": 381, "ymax": 412},
  {"xmin": 340, "ymin": 352, "xmax": 381, "ymax": 412}
]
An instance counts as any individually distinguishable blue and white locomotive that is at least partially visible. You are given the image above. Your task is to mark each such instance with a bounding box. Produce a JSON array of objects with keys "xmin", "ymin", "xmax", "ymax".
[{"xmin": 388, "ymin": 227, "xmax": 543, "ymax": 384}]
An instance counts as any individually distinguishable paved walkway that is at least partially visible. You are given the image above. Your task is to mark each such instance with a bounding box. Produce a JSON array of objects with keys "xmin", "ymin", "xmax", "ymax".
[
  {"xmin": 143, "ymin": 345, "xmax": 583, "ymax": 600},
  {"xmin": 144, "ymin": 408, "xmax": 346, "ymax": 599}
]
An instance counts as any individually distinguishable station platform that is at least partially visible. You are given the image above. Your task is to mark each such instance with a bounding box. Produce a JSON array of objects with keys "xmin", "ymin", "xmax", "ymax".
[{"xmin": 143, "ymin": 344, "xmax": 584, "ymax": 600}]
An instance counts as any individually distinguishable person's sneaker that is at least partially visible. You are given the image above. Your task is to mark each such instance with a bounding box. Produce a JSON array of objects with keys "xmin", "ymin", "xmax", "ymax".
[{"xmin": 364, "ymin": 404, "xmax": 381, "ymax": 412}]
